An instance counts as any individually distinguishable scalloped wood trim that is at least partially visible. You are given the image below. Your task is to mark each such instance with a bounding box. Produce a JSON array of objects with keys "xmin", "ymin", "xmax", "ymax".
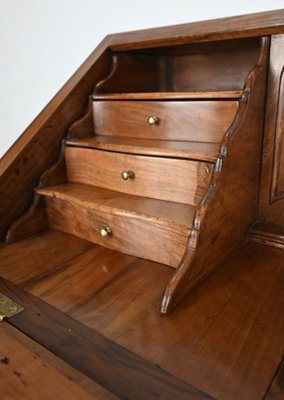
[{"xmin": 161, "ymin": 37, "xmax": 270, "ymax": 314}]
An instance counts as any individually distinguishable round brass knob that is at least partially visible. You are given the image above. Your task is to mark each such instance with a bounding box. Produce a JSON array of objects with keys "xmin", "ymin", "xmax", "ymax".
[
  {"xmin": 99, "ymin": 226, "xmax": 112, "ymax": 238},
  {"xmin": 121, "ymin": 170, "xmax": 134, "ymax": 180},
  {"xmin": 147, "ymin": 115, "xmax": 159, "ymax": 125}
]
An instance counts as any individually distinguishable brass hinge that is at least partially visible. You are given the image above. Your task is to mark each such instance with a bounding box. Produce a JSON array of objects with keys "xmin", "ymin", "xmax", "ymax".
[{"xmin": 0, "ymin": 292, "xmax": 25, "ymax": 322}]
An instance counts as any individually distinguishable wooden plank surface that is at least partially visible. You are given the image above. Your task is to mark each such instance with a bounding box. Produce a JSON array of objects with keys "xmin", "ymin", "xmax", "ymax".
[
  {"xmin": 91, "ymin": 91, "xmax": 243, "ymax": 100},
  {"xmin": 36, "ymin": 183, "xmax": 196, "ymax": 226},
  {"xmin": 0, "ymin": 277, "xmax": 212, "ymax": 400},
  {"xmin": 1, "ymin": 232, "xmax": 283, "ymax": 400},
  {"xmin": 65, "ymin": 136, "xmax": 220, "ymax": 162},
  {"xmin": 0, "ymin": 230, "xmax": 93, "ymax": 286},
  {"xmin": 65, "ymin": 147, "xmax": 212, "ymax": 205},
  {"xmin": 109, "ymin": 9, "xmax": 284, "ymax": 51},
  {"xmin": 0, "ymin": 322, "xmax": 116, "ymax": 400},
  {"xmin": 92, "ymin": 100, "xmax": 238, "ymax": 143},
  {"xmin": 250, "ymin": 222, "xmax": 284, "ymax": 250}
]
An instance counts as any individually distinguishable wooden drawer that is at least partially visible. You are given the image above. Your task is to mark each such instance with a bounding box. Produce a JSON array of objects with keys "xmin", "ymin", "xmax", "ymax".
[
  {"xmin": 92, "ymin": 100, "xmax": 238, "ymax": 143},
  {"xmin": 65, "ymin": 147, "xmax": 212, "ymax": 205},
  {"xmin": 45, "ymin": 196, "xmax": 190, "ymax": 267}
]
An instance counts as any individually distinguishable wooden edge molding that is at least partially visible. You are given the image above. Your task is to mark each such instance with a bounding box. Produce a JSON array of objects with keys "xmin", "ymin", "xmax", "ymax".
[
  {"xmin": 6, "ymin": 144, "xmax": 67, "ymax": 243},
  {"xmin": 0, "ymin": 277, "xmax": 213, "ymax": 400},
  {"xmin": 108, "ymin": 9, "xmax": 284, "ymax": 51},
  {"xmin": 5, "ymin": 195, "xmax": 48, "ymax": 243},
  {"xmin": 67, "ymin": 103, "xmax": 94, "ymax": 139},
  {"xmin": 249, "ymin": 222, "xmax": 284, "ymax": 250},
  {"xmin": 270, "ymin": 65, "xmax": 284, "ymax": 203},
  {"xmin": 160, "ymin": 37, "xmax": 270, "ymax": 314},
  {"xmin": 95, "ymin": 54, "xmax": 119, "ymax": 92}
]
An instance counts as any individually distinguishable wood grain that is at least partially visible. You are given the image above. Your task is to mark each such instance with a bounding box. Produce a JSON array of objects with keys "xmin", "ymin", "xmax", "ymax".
[
  {"xmin": 259, "ymin": 34, "xmax": 284, "ymax": 227},
  {"xmin": 37, "ymin": 183, "xmax": 193, "ymax": 267},
  {"xmin": 0, "ymin": 230, "xmax": 93, "ymax": 286},
  {"xmin": 0, "ymin": 323, "xmax": 114, "ymax": 400},
  {"xmin": 170, "ymin": 38, "xmax": 261, "ymax": 92},
  {"xmin": 249, "ymin": 222, "xmax": 284, "ymax": 250},
  {"xmin": 0, "ymin": 277, "xmax": 213, "ymax": 400},
  {"xmin": 109, "ymin": 9, "xmax": 284, "ymax": 51},
  {"xmin": 64, "ymin": 242, "xmax": 283, "ymax": 400},
  {"xmin": 2, "ymin": 10, "xmax": 284, "ymax": 243},
  {"xmin": 161, "ymin": 37, "xmax": 270, "ymax": 313},
  {"xmin": 65, "ymin": 136, "xmax": 220, "ymax": 162},
  {"xmin": 65, "ymin": 147, "xmax": 212, "ymax": 205},
  {"xmin": 6, "ymin": 195, "xmax": 48, "ymax": 243},
  {"xmin": 95, "ymin": 39, "xmax": 260, "ymax": 93},
  {"xmin": 92, "ymin": 100, "xmax": 238, "ymax": 143},
  {"xmin": 2, "ymin": 232, "xmax": 283, "ymax": 400},
  {"xmin": 95, "ymin": 53, "xmax": 165, "ymax": 94},
  {"xmin": 92, "ymin": 91, "xmax": 243, "ymax": 100}
]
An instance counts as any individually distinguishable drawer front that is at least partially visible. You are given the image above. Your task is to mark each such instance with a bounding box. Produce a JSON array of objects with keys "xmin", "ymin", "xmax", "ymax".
[
  {"xmin": 65, "ymin": 147, "xmax": 212, "ymax": 205},
  {"xmin": 92, "ymin": 100, "xmax": 238, "ymax": 143},
  {"xmin": 45, "ymin": 197, "xmax": 190, "ymax": 268}
]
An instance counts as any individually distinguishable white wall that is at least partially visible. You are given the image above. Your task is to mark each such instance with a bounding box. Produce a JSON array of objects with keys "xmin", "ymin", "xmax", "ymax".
[{"xmin": 0, "ymin": 0, "xmax": 283, "ymax": 157}]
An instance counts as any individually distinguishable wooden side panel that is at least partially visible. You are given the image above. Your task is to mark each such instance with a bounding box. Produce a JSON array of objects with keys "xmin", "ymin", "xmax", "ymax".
[
  {"xmin": 44, "ymin": 196, "xmax": 190, "ymax": 267},
  {"xmin": 95, "ymin": 54, "xmax": 166, "ymax": 93},
  {"xmin": 92, "ymin": 100, "xmax": 238, "ymax": 142},
  {"xmin": 161, "ymin": 37, "xmax": 269, "ymax": 313},
  {"xmin": 259, "ymin": 34, "xmax": 284, "ymax": 227},
  {"xmin": 65, "ymin": 147, "xmax": 212, "ymax": 205},
  {"xmin": 0, "ymin": 323, "xmax": 112, "ymax": 400},
  {"xmin": 0, "ymin": 278, "xmax": 212, "ymax": 400},
  {"xmin": 171, "ymin": 38, "xmax": 261, "ymax": 91}
]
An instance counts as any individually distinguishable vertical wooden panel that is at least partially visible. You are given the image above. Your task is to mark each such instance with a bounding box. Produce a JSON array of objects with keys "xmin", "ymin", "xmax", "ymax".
[{"xmin": 259, "ymin": 34, "xmax": 284, "ymax": 226}]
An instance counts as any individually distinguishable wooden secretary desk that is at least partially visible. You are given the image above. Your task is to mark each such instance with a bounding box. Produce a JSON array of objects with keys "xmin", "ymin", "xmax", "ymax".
[{"xmin": 0, "ymin": 10, "xmax": 284, "ymax": 400}]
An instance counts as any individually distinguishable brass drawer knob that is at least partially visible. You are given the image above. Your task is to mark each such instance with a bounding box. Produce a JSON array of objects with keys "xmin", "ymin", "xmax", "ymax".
[
  {"xmin": 99, "ymin": 226, "xmax": 112, "ymax": 238},
  {"xmin": 147, "ymin": 115, "xmax": 159, "ymax": 125},
  {"xmin": 121, "ymin": 170, "xmax": 134, "ymax": 180}
]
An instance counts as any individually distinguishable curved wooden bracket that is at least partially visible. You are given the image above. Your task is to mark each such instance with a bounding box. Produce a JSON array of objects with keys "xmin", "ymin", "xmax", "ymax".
[
  {"xmin": 161, "ymin": 37, "xmax": 270, "ymax": 314},
  {"xmin": 6, "ymin": 145, "xmax": 67, "ymax": 243}
]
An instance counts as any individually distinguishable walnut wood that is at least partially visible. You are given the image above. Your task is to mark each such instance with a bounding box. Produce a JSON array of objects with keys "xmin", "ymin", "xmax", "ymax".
[
  {"xmin": 67, "ymin": 103, "xmax": 94, "ymax": 139},
  {"xmin": 95, "ymin": 39, "xmax": 260, "ymax": 94},
  {"xmin": 65, "ymin": 147, "xmax": 212, "ymax": 205},
  {"xmin": 65, "ymin": 136, "xmax": 220, "ymax": 162},
  {"xmin": 95, "ymin": 54, "xmax": 166, "ymax": 93},
  {"xmin": 2, "ymin": 11, "xmax": 284, "ymax": 244},
  {"xmin": 259, "ymin": 34, "xmax": 284, "ymax": 227},
  {"xmin": 92, "ymin": 100, "xmax": 238, "ymax": 143},
  {"xmin": 0, "ymin": 230, "xmax": 93, "ymax": 286},
  {"xmin": 161, "ymin": 37, "xmax": 270, "ymax": 313},
  {"xmin": 2, "ymin": 11, "xmax": 284, "ymax": 397},
  {"xmin": 1, "ymin": 233, "xmax": 283, "ymax": 400},
  {"xmin": 249, "ymin": 222, "xmax": 284, "ymax": 250},
  {"xmin": 0, "ymin": 277, "xmax": 212, "ymax": 400},
  {"xmin": 36, "ymin": 183, "xmax": 194, "ymax": 267},
  {"xmin": 1, "ymin": 323, "xmax": 116, "ymax": 400},
  {"xmin": 170, "ymin": 38, "xmax": 261, "ymax": 92},
  {"xmin": 109, "ymin": 10, "xmax": 284, "ymax": 51},
  {"xmin": 6, "ymin": 195, "xmax": 48, "ymax": 243},
  {"xmin": 92, "ymin": 91, "xmax": 243, "ymax": 100}
]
